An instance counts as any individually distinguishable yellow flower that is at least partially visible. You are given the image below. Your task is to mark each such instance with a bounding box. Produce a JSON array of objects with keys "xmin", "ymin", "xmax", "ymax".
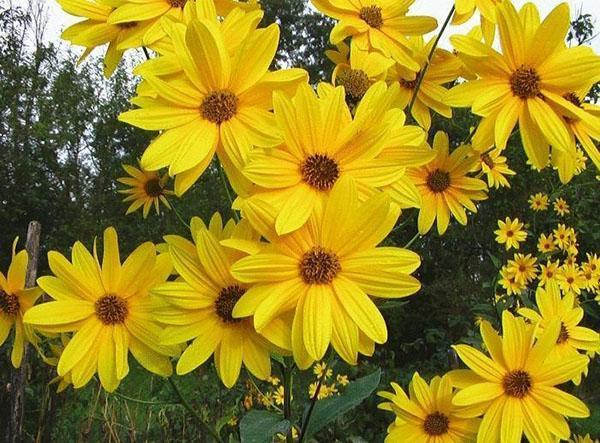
[
  {"xmin": 336, "ymin": 374, "xmax": 349, "ymax": 386},
  {"xmin": 447, "ymin": 2, "xmax": 600, "ymax": 171},
  {"xmin": 519, "ymin": 287, "xmax": 599, "ymax": 383},
  {"xmin": 570, "ymin": 434, "xmax": 600, "ymax": 443},
  {"xmin": 537, "ymin": 233, "xmax": 556, "ymax": 254},
  {"xmin": 24, "ymin": 228, "xmax": 176, "ymax": 392},
  {"xmin": 581, "ymin": 264, "xmax": 600, "ymax": 292},
  {"xmin": 153, "ymin": 214, "xmax": 286, "ymax": 388},
  {"xmin": 557, "ymin": 264, "xmax": 585, "ymax": 296},
  {"xmin": 452, "ymin": 0, "xmax": 502, "ymax": 44},
  {"xmin": 230, "ymin": 178, "xmax": 421, "ymax": 368},
  {"xmin": 388, "ymin": 36, "xmax": 461, "ymax": 130},
  {"xmin": 528, "ymin": 192, "xmax": 549, "ymax": 211},
  {"xmin": 539, "ymin": 260, "xmax": 561, "ymax": 294},
  {"xmin": 473, "ymin": 147, "xmax": 515, "ymax": 189},
  {"xmin": 273, "ymin": 386, "xmax": 288, "ymax": 406},
  {"xmin": 452, "ymin": 311, "xmax": 590, "ymax": 442},
  {"xmin": 119, "ymin": 13, "xmax": 307, "ymax": 196},
  {"xmin": 118, "ymin": 163, "xmax": 173, "ymax": 218},
  {"xmin": 584, "ymin": 253, "xmax": 600, "ymax": 275},
  {"xmin": 0, "ymin": 239, "xmax": 43, "ymax": 368},
  {"xmin": 498, "ymin": 266, "xmax": 525, "ymax": 296},
  {"xmin": 311, "ymin": 0, "xmax": 437, "ymax": 70},
  {"xmin": 407, "ymin": 132, "xmax": 487, "ymax": 235},
  {"xmin": 553, "ymin": 197, "xmax": 570, "ymax": 216},
  {"xmin": 378, "ymin": 372, "xmax": 480, "ymax": 442},
  {"xmin": 241, "ymin": 82, "xmax": 430, "ymax": 235},
  {"xmin": 507, "ymin": 253, "xmax": 538, "ymax": 285},
  {"xmin": 553, "ymin": 224, "xmax": 573, "ymax": 250},
  {"xmin": 57, "ymin": 0, "xmax": 155, "ymax": 77},
  {"xmin": 45, "ymin": 334, "xmax": 74, "ymax": 393},
  {"xmin": 267, "ymin": 375, "xmax": 281, "ymax": 386},
  {"xmin": 313, "ymin": 361, "xmax": 332, "ymax": 379},
  {"xmin": 308, "ymin": 382, "xmax": 334, "ymax": 400},
  {"xmin": 494, "ymin": 217, "xmax": 527, "ymax": 251},
  {"xmin": 326, "ymin": 41, "xmax": 394, "ymax": 106}
]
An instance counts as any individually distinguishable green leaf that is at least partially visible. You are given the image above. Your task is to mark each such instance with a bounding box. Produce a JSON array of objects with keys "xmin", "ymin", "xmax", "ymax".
[
  {"xmin": 239, "ymin": 410, "xmax": 291, "ymax": 443},
  {"xmin": 300, "ymin": 369, "xmax": 381, "ymax": 439}
]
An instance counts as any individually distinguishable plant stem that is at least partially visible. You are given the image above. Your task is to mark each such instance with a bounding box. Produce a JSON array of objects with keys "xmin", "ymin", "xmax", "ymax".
[
  {"xmin": 407, "ymin": 5, "xmax": 455, "ymax": 115},
  {"xmin": 168, "ymin": 378, "xmax": 222, "ymax": 442},
  {"xmin": 167, "ymin": 198, "xmax": 190, "ymax": 229},
  {"xmin": 217, "ymin": 158, "xmax": 240, "ymax": 222},
  {"xmin": 281, "ymin": 360, "xmax": 295, "ymax": 443},
  {"xmin": 404, "ymin": 232, "xmax": 421, "ymax": 249}
]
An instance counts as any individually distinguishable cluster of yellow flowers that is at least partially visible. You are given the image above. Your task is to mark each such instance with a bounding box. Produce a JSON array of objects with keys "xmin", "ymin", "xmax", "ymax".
[
  {"xmin": 2, "ymin": 0, "xmax": 600, "ymax": 440},
  {"xmin": 379, "ymin": 308, "xmax": 597, "ymax": 442}
]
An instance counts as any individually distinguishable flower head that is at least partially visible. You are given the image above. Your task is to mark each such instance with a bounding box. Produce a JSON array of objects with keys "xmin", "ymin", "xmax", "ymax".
[
  {"xmin": 553, "ymin": 197, "xmax": 570, "ymax": 216},
  {"xmin": 378, "ymin": 372, "xmax": 480, "ymax": 442},
  {"xmin": 506, "ymin": 253, "xmax": 538, "ymax": 285},
  {"xmin": 494, "ymin": 217, "xmax": 526, "ymax": 251},
  {"xmin": 537, "ymin": 233, "xmax": 556, "ymax": 254},
  {"xmin": 528, "ymin": 192, "xmax": 549, "ymax": 211},
  {"xmin": 473, "ymin": 147, "xmax": 515, "ymax": 189},
  {"xmin": 407, "ymin": 132, "xmax": 487, "ymax": 235},
  {"xmin": 24, "ymin": 228, "xmax": 177, "ymax": 392},
  {"xmin": 0, "ymin": 238, "xmax": 43, "ymax": 368},
  {"xmin": 118, "ymin": 163, "xmax": 173, "ymax": 217}
]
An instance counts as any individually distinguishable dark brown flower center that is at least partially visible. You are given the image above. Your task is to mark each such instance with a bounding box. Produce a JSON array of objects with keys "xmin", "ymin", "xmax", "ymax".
[
  {"xmin": 423, "ymin": 412, "xmax": 450, "ymax": 436},
  {"xmin": 481, "ymin": 153, "xmax": 494, "ymax": 169},
  {"xmin": 215, "ymin": 285, "xmax": 245, "ymax": 323},
  {"xmin": 300, "ymin": 247, "xmax": 341, "ymax": 285},
  {"xmin": 557, "ymin": 322, "xmax": 569, "ymax": 344},
  {"xmin": 399, "ymin": 72, "xmax": 420, "ymax": 90},
  {"xmin": 426, "ymin": 169, "xmax": 450, "ymax": 193},
  {"xmin": 337, "ymin": 69, "xmax": 370, "ymax": 101},
  {"xmin": 117, "ymin": 22, "xmax": 138, "ymax": 29},
  {"xmin": 0, "ymin": 290, "xmax": 20, "ymax": 317},
  {"xmin": 168, "ymin": 0, "xmax": 187, "ymax": 7},
  {"xmin": 95, "ymin": 294, "xmax": 128, "ymax": 324},
  {"xmin": 301, "ymin": 154, "xmax": 340, "ymax": 191},
  {"xmin": 144, "ymin": 178, "xmax": 163, "ymax": 198},
  {"xmin": 518, "ymin": 264, "xmax": 526, "ymax": 273},
  {"xmin": 510, "ymin": 65, "xmax": 540, "ymax": 99},
  {"xmin": 567, "ymin": 277, "xmax": 574, "ymax": 284},
  {"xmin": 506, "ymin": 230, "xmax": 514, "ymax": 237},
  {"xmin": 359, "ymin": 5, "xmax": 383, "ymax": 28},
  {"xmin": 201, "ymin": 90, "xmax": 238, "ymax": 124},
  {"xmin": 503, "ymin": 370, "xmax": 532, "ymax": 398}
]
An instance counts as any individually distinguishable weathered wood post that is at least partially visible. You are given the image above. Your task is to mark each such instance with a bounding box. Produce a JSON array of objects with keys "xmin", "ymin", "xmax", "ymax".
[{"xmin": 6, "ymin": 221, "xmax": 42, "ymax": 443}]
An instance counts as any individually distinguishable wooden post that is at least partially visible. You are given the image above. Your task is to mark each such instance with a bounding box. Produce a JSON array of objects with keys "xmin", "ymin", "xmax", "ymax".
[{"xmin": 6, "ymin": 221, "xmax": 41, "ymax": 443}]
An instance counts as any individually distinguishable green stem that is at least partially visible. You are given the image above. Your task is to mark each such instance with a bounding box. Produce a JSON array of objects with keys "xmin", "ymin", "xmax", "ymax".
[
  {"xmin": 404, "ymin": 232, "xmax": 421, "ymax": 249},
  {"xmin": 167, "ymin": 198, "xmax": 190, "ymax": 229},
  {"xmin": 168, "ymin": 378, "xmax": 222, "ymax": 442},
  {"xmin": 113, "ymin": 391, "xmax": 179, "ymax": 406},
  {"xmin": 407, "ymin": 5, "xmax": 455, "ymax": 115},
  {"xmin": 217, "ymin": 159, "xmax": 240, "ymax": 222},
  {"xmin": 281, "ymin": 360, "xmax": 295, "ymax": 443}
]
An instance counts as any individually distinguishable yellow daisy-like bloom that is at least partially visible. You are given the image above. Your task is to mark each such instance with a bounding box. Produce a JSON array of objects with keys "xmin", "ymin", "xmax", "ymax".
[
  {"xmin": 154, "ymin": 215, "xmax": 287, "ymax": 388},
  {"xmin": 57, "ymin": 0, "xmax": 155, "ymax": 77},
  {"xmin": 584, "ymin": 253, "xmax": 600, "ymax": 274},
  {"xmin": 0, "ymin": 239, "xmax": 43, "ymax": 368},
  {"xmin": 539, "ymin": 260, "xmax": 561, "ymax": 293},
  {"xmin": 241, "ymin": 82, "xmax": 430, "ymax": 235},
  {"xmin": 313, "ymin": 361, "xmax": 332, "ymax": 379},
  {"xmin": 507, "ymin": 253, "xmax": 538, "ymax": 285},
  {"xmin": 378, "ymin": 372, "xmax": 480, "ymax": 442},
  {"xmin": 23, "ymin": 228, "xmax": 176, "ymax": 392},
  {"xmin": 570, "ymin": 434, "xmax": 600, "ymax": 443},
  {"xmin": 557, "ymin": 264, "xmax": 585, "ymax": 296},
  {"xmin": 117, "ymin": 163, "xmax": 173, "ymax": 218},
  {"xmin": 528, "ymin": 192, "xmax": 549, "ymax": 211},
  {"xmin": 407, "ymin": 131, "xmax": 488, "ymax": 235},
  {"xmin": 498, "ymin": 265, "xmax": 526, "ymax": 296},
  {"xmin": 537, "ymin": 233, "xmax": 556, "ymax": 254},
  {"xmin": 388, "ymin": 36, "xmax": 461, "ymax": 130},
  {"xmin": 581, "ymin": 263, "xmax": 600, "ymax": 292},
  {"xmin": 447, "ymin": 2, "xmax": 600, "ymax": 171},
  {"xmin": 119, "ymin": 14, "xmax": 307, "ymax": 196},
  {"xmin": 107, "ymin": 0, "xmax": 260, "ymax": 47},
  {"xmin": 452, "ymin": 0, "xmax": 502, "ymax": 44},
  {"xmin": 337, "ymin": 374, "xmax": 349, "ymax": 386},
  {"xmin": 553, "ymin": 197, "xmax": 570, "ymax": 216},
  {"xmin": 311, "ymin": 0, "xmax": 437, "ymax": 71},
  {"xmin": 494, "ymin": 217, "xmax": 527, "ymax": 251},
  {"xmin": 553, "ymin": 224, "xmax": 573, "ymax": 251},
  {"xmin": 472, "ymin": 147, "xmax": 515, "ymax": 189},
  {"xmin": 326, "ymin": 41, "xmax": 394, "ymax": 106},
  {"xmin": 230, "ymin": 178, "xmax": 421, "ymax": 368},
  {"xmin": 452, "ymin": 311, "xmax": 590, "ymax": 442},
  {"xmin": 519, "ymin": 287, "xmax": 599, "ymax": 383}
]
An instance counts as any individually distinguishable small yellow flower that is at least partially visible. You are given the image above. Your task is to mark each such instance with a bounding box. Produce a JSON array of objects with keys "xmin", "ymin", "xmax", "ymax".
[
  {"xmin": 498, "ymin": 266, "xmax": 526, "ymax": 296},
  {"xmin": 473, "ymin": 148, "xmax": 516, "ymax": 189},
  {"xmin": 528, "ymin": 192, "xmax": 549, "ymax": 211},
  {"xmin": 581, "ymin": 264, "xmax": 600, "ymax": 292},
  {"xmin": 336, "ymin": 374, "xmax": 349, "ymax": 386},
  {"xmin": 118, "ymin": 164, "xmax": 173, "ymax": 218},
  {"xmin": 553, "ymin": 224, "xmax": 573, "ymax": 250},
  {"xmin": 539, "ymin": 260, "xmax": 561, "ymax": 293},
  {"xmin": 557, "ymin": 264, "xmax": 585, "ymax": 296},
  {"xmin": 507, "ymin": 253, "xmax": 538, "ymax": 285},
  {"xmin": 313, "ymin": 361, "xmax": 333, "ymax": 379},
  {"xmin": 260, "ymin": 392, "xmax": 274, "ymax": 408},
  {"xmin": 537, "ymin": 233, "xmax": 556, "ymax": 254},
  {"xmin": 267, "ymin": 376, "xmax": 281, "ymax": 386},
  {"xmin": 570, "ymin": 434, "xmax": 600, "ymax": 443},
  {"xmin": 308, "ymin": 382, "xmax": 334, "ymax": 400},
  {"xmin": 494, "ymin": 217, "xmax": 527, "ymax": 251},
  {"xmin": 584, "ymin": 253, "xmax": 600, "ymax": 274},
  {"xmin": 553, "ymin": 197, "xmax": 571, "ymax": 216},
  {"xmin": 574, "ymin": 149, "xmax": 588, "ymax": 175},
  {"xmin": 273, "ymin": 386, "xmax": 289, "ymax": 406}
]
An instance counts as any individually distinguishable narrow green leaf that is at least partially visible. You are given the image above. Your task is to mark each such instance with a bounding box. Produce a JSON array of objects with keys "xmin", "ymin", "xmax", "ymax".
[{"xmin": 239, "ymin": 410, "xmax": 290, "ymax": 443}]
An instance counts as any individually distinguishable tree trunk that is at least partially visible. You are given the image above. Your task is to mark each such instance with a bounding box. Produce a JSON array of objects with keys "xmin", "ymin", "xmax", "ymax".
[{"xmin": 6, "ymin": 221, "xmax": 42, "ymax": 443}]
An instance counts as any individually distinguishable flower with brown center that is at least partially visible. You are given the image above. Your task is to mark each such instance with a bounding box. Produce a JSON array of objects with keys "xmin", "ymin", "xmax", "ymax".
[
  {"xmin": 215, "ymin": 285, "xmax": 246, "ymax": 324},
  {"xmin": 301, "ymin": 154, "xmax": 340, "ymax": 191},
  {"xmin": 426, "ymin": 169, "xmax": 451, "ymax": 193},
  {"xmin": 95, "ymin": 294, "xmax": 129, "ymax": 325},
  {"xmin": 300, "ymin": 247, "xmax": 341, "ymax": 285},
  {"xmin": 0, "ymin": 290, "xmax": 20, "ymax": 318},
  {"xmin": 502, "ymin": 370, "xmax": 532, "ymax": 398},
  {"xmin": 201, "ymin": 90, "xmax": 239, "ymax": 124},
  {"xmin": 118, "ymin": 163, "xmax": 173, "ymax": 218},
  {"xmin": 510, "ymin": 65, "xmax": 541, "ymax": 99},
  {"xmin": 337, "ymin": 69, "xmax": 371, "ymax": 101},
  {"xmin": 423, "ymin": 412, "xmax": 450, "ymax": 436},
  {"xmin": 359, "ymin": 5, "xmax": 383, "ymax": 28}
]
